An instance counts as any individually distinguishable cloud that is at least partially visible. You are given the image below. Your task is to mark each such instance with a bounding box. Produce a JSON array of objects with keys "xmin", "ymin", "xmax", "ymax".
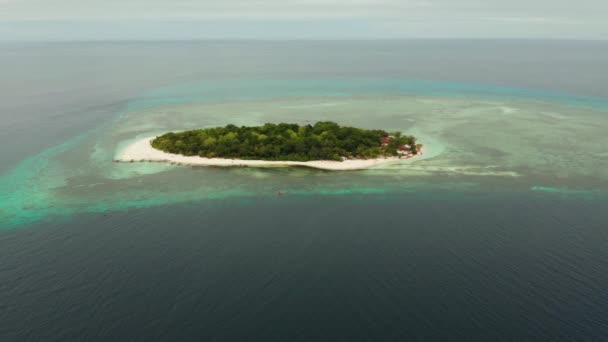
[
  {"xmin": 0, "ymin": 0, "xmax": 606, "ymax": 39},
  {"xmin": 481, "ymin": 17, "xmax": 574, "ymax": 24},
  {"xmin": 0, "ymin": 0, "xmax": 435, "ymax": 21}
]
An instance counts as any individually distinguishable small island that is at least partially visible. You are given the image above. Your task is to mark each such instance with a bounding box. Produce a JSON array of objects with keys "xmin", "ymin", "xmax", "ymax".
[{"xmin": 115, "ymin": 122, "xmax": 423, "ymax": 170}]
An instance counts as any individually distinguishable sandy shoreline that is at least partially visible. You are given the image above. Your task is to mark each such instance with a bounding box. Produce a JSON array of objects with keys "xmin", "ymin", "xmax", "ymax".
[{"xmin": 114, "ymin": 137, "xmax": 422, "ymax": 170}]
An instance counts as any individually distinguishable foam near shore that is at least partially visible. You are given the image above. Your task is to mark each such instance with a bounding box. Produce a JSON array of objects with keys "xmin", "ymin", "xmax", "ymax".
[{"xmin": 115, "ymin": 137, "xmax": 423, "ymax": 171}]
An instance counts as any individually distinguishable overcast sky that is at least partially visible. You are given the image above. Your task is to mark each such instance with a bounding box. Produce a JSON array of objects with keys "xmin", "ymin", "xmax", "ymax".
[{"xmin": 1, "ymin": 0, "xmax": 606, "ymax": 40}]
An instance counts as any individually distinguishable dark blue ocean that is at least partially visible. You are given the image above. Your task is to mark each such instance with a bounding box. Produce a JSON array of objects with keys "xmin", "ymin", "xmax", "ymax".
[{"xmin": 1, "ymin": 40, "xmax": 608, "ymax": 341}]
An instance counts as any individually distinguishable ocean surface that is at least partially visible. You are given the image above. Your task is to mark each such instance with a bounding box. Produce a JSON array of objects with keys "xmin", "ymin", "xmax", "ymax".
[{"xmin": 1, "ymin": 40, "xmax": 608, "ymax": 341}]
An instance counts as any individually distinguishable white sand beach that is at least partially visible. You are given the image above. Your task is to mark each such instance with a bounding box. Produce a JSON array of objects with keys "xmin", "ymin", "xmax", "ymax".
[{"xmin": 115, "ymin": 137, "xmax": 423, "ymax": 171}]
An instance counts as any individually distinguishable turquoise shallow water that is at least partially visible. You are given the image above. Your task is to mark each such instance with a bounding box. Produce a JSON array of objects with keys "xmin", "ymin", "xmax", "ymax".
[
  {"xmin": 1, "ymin": 79, "xmax": 606, "ymax": 228},
  {"xmin": 133, "ymin": 79, "xmax": 608, "ymax": 110}
]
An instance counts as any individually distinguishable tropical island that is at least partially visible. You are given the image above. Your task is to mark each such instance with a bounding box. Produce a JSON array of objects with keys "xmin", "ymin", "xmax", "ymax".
[{"xmin": 115, "ymin": 122, "xmax": 423, "ymax": 170}]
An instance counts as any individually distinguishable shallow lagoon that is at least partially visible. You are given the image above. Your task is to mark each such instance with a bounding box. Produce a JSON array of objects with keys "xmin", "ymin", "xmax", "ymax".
[{"xmin": 1, "ymin": 80, "xmax": 606, "ymax": 227}]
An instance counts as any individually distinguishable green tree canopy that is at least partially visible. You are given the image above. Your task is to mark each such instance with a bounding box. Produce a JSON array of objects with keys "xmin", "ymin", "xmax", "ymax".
[{"xmin": 151, "ymin": 122, "xmax": 417, "ymax": 162}]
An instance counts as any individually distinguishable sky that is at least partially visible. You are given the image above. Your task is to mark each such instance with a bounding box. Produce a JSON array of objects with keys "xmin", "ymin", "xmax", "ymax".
[{"xmin": 0, "ymin": 0, "xmax": 607, "ymax": 40}]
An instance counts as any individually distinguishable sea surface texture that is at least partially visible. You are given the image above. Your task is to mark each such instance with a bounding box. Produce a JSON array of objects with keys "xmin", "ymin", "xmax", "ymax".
[{"xmin": 1, "ymin": 41, "xmax": 608, "ymax": 341}]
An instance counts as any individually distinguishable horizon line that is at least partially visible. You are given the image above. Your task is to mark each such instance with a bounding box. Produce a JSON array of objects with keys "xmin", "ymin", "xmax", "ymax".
[{"xmin": 2, "ymin": 38, "xmax": 608, "ymax": 44}]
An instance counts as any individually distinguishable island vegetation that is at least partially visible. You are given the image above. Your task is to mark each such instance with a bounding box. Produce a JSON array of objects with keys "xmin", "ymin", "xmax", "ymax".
[{"xmin": 151, "ymin": 122, "xmax": 419, "ymax": 162}]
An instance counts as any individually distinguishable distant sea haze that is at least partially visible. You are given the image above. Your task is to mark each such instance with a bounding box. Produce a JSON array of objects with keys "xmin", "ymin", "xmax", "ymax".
[{"xmin": 1, "ymin": 40, "xmax": 607, "ymax": 341}]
